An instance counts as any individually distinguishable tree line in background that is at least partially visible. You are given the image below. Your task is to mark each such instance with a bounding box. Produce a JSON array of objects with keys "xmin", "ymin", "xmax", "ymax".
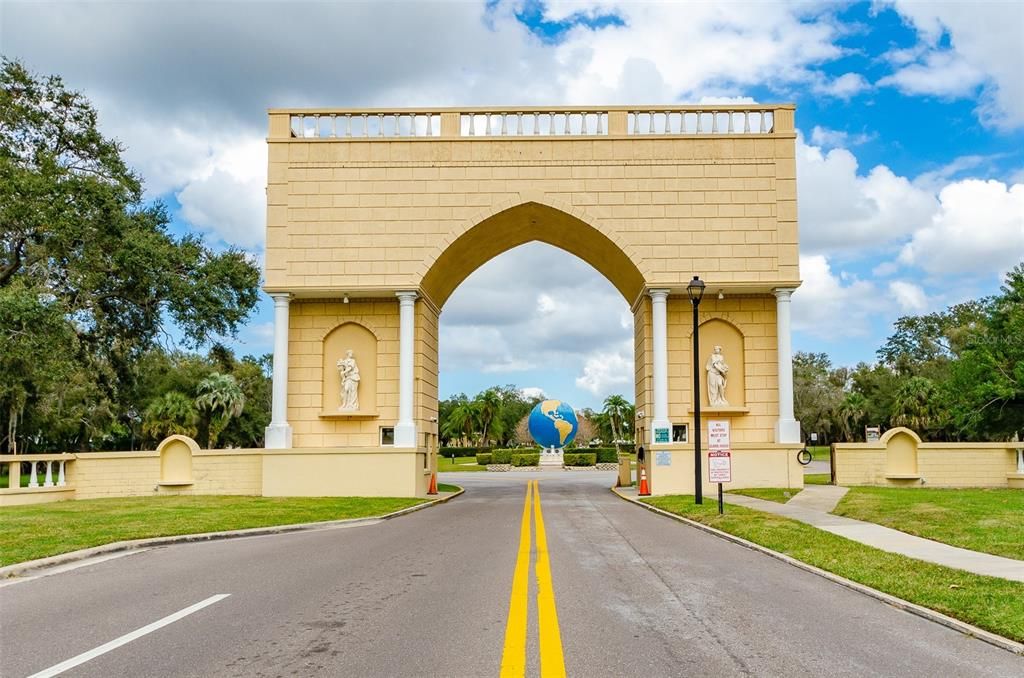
[
  {"xmin": 0, "ymin": 60, "xmax": 264, "ymax": 452},
  {"xmin": 795, "ymin": 264, "xmax": 1024, "ymax": 443},
  {"xmin": 438, "ymin": 388, "xmax": 635, "ymax": 449}
]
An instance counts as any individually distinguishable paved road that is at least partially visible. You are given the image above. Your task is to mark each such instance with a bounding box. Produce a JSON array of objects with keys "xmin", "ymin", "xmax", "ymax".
[{"xmin": 2, "ymin": 473, "xmax": 1021, "ymax": 677}]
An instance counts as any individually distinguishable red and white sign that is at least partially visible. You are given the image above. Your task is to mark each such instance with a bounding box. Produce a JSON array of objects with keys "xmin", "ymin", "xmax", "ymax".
[
  {"xmin": 708, "ymin": 420, "xmax": 731, "ymax": 451},
  {"xmin": 708, "ymin": 450, "xmax": 732, "ymax": 483}
]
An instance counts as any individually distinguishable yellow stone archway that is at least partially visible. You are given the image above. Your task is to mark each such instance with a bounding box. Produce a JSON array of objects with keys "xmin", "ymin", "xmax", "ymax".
[{"xmin": 262, "ymin": 105, "xmax": 805, "ymax": 497}]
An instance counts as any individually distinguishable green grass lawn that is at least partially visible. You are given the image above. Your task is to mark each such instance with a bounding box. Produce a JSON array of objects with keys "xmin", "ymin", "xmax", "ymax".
[
  {"xmin": 0, "ymin": 495, "xmax": 426, "ymax": 567},
  {"xmin": 728, "ymin": 487, "xmax": 802, "ymax": 503},
  {"xmin": 833, "ymin": 487, "xmax": 1024, "ymax": 561},
  {"xmin": 643, "ymin": 495, "xmax": 1024, "ymax": 643},
  {"xmin": 804, "ymin": 473, "xmax": 832, "ymax": 485},
  {"xmin": 806, "ymin": 445, "xmax": 831, "ymax": 461},
  {"xmin": 437, "ymin": 456, "xmax": 486, "ymax": 472},
  {"xmin": 436, "ymin": 483, "xmax": 461, "ymax": 493}
]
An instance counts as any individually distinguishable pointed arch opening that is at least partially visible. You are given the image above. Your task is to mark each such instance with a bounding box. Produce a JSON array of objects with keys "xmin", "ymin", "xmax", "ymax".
[{"xmin": 420, "ymin": 201, "xmax": 646, "ymax": 308}]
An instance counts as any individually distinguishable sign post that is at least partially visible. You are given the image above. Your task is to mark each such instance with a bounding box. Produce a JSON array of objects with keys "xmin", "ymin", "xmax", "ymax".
[{"xmin": 707, "ymin": 420, "xmax": 732, "ymax": 515}]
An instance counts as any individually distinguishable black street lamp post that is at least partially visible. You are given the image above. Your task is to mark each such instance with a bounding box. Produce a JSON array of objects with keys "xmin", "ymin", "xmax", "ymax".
[{"xmin": 687, "ymin": 275, "xmax": 706, "ymax": 505}]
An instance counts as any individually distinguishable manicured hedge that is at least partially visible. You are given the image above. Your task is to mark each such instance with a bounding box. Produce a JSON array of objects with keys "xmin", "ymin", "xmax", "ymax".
[
  {"xmin": 476, "ymin": 452, "xmax": 492, "ymax": 465},
  {"xmin": 591, "ymin": 447, "xmax": 619, "ymax": 463},
  {"xmin": 512, "ymin": 453, "xmax": 540, "ymax": 467},
  {"xmin": 563, "ymin": 452, "xmax": 596, "ymax": 466},
  {"xmin": 442, "ymin": 447, "xmax": 492, "ymax": 458},
  {"xmin": 491, "ymin": 448, "xmax": 513, "ymax": 464}
]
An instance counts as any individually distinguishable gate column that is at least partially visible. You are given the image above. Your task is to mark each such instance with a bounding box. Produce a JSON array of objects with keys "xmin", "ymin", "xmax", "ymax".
[
  {"xmin": 649, "ymin": 289, "xmax": 671, "ymax": 445},
  {"xmin": 265, "ymin": 293, "xmax": 293, "ymax": 448},
  {"xmin": 394, "ymin": 291, "xmax": 418, "ymax": 448},
  {"xmin": 774, "ymin": 288, "xmax": 801, "ymax": 443}
]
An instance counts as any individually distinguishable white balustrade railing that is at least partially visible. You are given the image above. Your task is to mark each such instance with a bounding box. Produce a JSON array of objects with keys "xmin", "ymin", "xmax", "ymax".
[
  {"xmin": 282, "ymin": 105, "xmax": 787, "ymax": 139},
  {"xmin": 1, "ymin": 454, "xmax": 73, "ymax": 491},
  {"xmin": 627, "ymin": 109, "xmax": 774, "ymax": 135},
  {"xmin": 461, "ymin": 111, "xmax": 608, "ymax": 136},
  {"xmin": 290, "ymin": 112, "xmax": 442, "ymax": 138}
]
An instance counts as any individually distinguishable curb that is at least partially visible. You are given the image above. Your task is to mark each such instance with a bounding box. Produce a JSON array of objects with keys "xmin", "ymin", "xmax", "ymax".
[
  {"xmin": 0, "ymin": 488, "xmax": 464, "ymax": 580},
  {"xmin": 610, "ymin": 486, "xmax": 1024, "ymax": 657}
]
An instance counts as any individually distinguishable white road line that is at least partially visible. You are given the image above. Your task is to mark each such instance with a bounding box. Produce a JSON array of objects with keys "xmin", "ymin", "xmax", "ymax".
[{"xmin": 27, "ymin": 594, "xmax": 231, "ymax": 678}]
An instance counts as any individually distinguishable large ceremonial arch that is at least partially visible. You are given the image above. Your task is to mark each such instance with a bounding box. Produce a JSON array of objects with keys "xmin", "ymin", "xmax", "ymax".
[{"xmin": 262, "ymin": 106, "xmax": 804, "ymax": 497}]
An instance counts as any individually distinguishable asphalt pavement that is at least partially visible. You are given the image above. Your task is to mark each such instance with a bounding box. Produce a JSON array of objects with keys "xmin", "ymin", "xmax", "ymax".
[{"xmin": 2, "ymin": 472, "xmax": 1021, "ymax": 677}]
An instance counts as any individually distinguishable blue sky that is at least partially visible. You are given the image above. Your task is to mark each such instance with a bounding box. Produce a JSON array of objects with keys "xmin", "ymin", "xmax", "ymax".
[{"xmin": 5, "ymin": 0, "xmax": 1022, "ymax": 410}]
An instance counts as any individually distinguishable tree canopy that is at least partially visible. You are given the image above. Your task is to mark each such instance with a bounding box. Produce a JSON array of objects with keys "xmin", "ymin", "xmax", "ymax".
[{"xmin": 0, "ymin": 59, "xmax": 262, "ymax": 452}]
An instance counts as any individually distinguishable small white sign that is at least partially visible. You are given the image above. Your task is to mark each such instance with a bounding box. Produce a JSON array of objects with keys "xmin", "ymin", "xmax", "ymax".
[
  {"xmin": 708, "ymin": 420, "xmax": 731, "ymax": 451},
  {"xmin": 655, "ymin": 451, "xmax": 672, "ymax": 466},
  {"xmin": 708, "ymin": 450, "xmax": 732, "ymax": 483},
  {"xmin": 810, "ymin": 432, "xmax": 818, "ymax": 442}
]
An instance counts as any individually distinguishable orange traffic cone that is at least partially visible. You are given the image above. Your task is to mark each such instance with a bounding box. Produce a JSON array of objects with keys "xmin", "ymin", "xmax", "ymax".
[
  {"xmin": 427, "ymin": 471, "xmax": 438, "ymax": 495},
  {"xmin": 638, "ymin": 467, "xmax": 650, "ymax": 496}
]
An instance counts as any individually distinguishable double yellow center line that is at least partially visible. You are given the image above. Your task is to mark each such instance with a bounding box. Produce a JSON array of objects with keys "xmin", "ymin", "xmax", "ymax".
[{"xmin": 500, "ymin": 480, "xmax": 566, "ymax": 678}]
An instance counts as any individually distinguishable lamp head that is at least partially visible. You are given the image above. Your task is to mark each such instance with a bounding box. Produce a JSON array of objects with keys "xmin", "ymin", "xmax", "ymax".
[{"xmin": 687, "ymin": 275, "xmax": 706, "ymax": 303}]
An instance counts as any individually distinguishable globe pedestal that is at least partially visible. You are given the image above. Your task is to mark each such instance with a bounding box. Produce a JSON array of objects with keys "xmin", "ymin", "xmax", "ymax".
[{"xmin": 539, "ymin": 446, "xmax": 564, "ymax": 468}]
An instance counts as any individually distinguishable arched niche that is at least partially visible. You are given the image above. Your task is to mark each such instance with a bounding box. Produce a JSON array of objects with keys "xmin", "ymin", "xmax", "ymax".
[
  {"xmin": 157, "ymin": 435, "xmax": 197, "ymax": 486},
  {"xmin": 322, "ymin": 322, "xmax": 378, "ymax": 416},
  {"xmin": 881, "ymin": 427, "xmax": 921, "ymax": 478},
  {"xmin": 698, "ymin": 319, "xmax": 746, "ymax": 409}
]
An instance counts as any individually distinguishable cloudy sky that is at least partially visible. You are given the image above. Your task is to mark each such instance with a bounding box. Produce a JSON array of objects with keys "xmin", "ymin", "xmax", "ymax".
[{"xmin": 4, "ymin": 0, "xmax": 1023, "ymax": 408}]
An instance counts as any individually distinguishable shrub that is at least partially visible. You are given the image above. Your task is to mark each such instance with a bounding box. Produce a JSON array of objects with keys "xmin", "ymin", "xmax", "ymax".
[
  {"xmin": 491, "ymin": 448, "xmax": 513, "ymax": 464},
  {"xmin": 475, "ymin": 452, "xmax": 492, "ymax": 465},
  {"xmin": 563, "ymin": 452, "xmax": 596, "ymax": 466},
  {"xmin": 591, "ymin": 447, "xmax": 618, "ymax": 463},
  {"xmin": 512, "ymin": 453, "xmax": 540, "ymax": 467},
  {"xmin": 441, "ymin": 446, "xmax": 475, "ymax": 458}
]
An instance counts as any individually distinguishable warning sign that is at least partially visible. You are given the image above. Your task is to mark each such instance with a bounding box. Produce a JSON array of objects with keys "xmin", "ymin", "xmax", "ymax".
[
  {"xmin": 708, "ymin": 420, "xmax": 730, "ymax": 451},
  {"xmin": 709, "ymin": 450, "xmax": 732, "ymax": 483}
]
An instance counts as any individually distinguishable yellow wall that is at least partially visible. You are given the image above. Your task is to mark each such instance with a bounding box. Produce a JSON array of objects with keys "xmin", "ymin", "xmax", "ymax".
[
  {"xmin": 645, "ymin": 444, "xmax": 804, "ymax": 495},
  {"xmin": 835, "ymin": 429, "xmax": 1021, "ymax": 487},
  {"xmin": 264, "ymin": 108, "xmax": 799, "ymax": 299},
  {"xmin": 262, "ymin": 448, "xmax": 424, "ymax": 497},
  {"xmin": 289, "ymin": 299, "xmax": 399, "ymax": 448}
]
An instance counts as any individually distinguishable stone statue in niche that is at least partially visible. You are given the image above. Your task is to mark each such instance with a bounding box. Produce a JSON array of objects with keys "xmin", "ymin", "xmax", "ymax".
[
  {"xmin": 706, "ymin": 345, "xmax": 729, "ymax": 407},
  {"xmin": 337, "ymin": 349, "xmax": 361, "ymax": 411}
]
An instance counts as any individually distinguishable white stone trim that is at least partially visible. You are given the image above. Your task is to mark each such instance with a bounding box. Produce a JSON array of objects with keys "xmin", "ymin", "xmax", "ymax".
[
  {"xmin": 265, "ymin": 293, "xmax": 293, "ymax": 448},
  {"xmin": 773, "ymin": 288, "xmax": 800, "ymax": 443},
  {"xmin": 649, "ymin": 289, "xmax": 671, "ymax": 445},
  {"xmin": 394, "ymin": 291, "xmax": 418, "ymax": 448}
]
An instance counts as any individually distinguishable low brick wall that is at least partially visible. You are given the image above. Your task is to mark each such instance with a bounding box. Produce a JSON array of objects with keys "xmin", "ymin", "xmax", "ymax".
[{"xmin": 834, "ymin": 427, "xmax": 1022, "ymax": 488}]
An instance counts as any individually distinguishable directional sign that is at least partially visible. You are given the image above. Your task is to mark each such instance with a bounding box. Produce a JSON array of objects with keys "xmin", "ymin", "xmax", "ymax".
[
  {"xmin": 708, "ymin": 450, "xmax": 732, "ymax": 483},
  {"xmin": 708, "ymin": 420, "xmax": 730, "ymax": 451}
]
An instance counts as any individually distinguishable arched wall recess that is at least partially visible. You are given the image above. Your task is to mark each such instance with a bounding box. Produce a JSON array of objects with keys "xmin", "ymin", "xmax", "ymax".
[
  {"xmin": 697, "ymin": 318, "xmax": 746, "ymax": 409},
  {"xmin": 322, "ymin": 322, "xmax": 378, "ymax": 416}
]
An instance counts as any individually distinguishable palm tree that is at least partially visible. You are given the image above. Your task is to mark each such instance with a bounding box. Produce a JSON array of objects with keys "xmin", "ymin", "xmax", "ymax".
[
  {"xmin": 442, "ymin": 400, "xmax": 479, "ymax": 447},
  {"xmin": 475, "ymin": 389, "xmax": 502, "ymax": 447},
  {"xmin": 194, "ymin": 372, "xmax": 245, "ymax": 448},
  {"xmin": 142, "ymin": 391, "xmax": 198, "ymax": 444},
  {"xmin": 837, "ymin": 392, "xmax": 868, "ymax": 442},
  {"xmin": 602, "ymin": 394, "xmax": 630, "ymax": 443},
  {"xmin": 891, "ymin": 376, "xmax": 940, "ymax": 437}
]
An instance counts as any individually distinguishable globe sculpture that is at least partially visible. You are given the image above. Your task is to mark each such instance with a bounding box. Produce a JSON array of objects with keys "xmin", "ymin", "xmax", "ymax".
[{"xmin": 528, "ymin": 400, "xmax": 579, "ymax": 449}]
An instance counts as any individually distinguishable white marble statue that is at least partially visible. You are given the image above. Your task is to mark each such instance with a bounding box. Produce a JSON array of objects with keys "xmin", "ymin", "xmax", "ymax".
[
  {"xmin": 337, "ymin": 349, "xmax": 360, "ymax": 411},
  {"xmin": 706, "ymin": 345, "xmax": 729, "ymax": 407}
]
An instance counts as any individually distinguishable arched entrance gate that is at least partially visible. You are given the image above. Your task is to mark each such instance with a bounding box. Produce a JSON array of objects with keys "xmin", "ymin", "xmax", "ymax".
[{"xmin": 262, "ymin": 106, "xmax": 803, "ymax": 497}]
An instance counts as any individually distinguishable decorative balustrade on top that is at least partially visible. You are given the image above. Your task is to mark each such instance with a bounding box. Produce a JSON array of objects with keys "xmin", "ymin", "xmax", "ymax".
[
  {"xmin": 1, "ymin": 454, "xmax": 74, "ymax": 491},
  {"xmin": 279, "ymin": 105, "xmax": 788, "ymax": 139}
]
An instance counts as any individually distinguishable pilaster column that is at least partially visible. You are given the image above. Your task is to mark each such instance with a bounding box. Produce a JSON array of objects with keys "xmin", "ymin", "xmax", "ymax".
[
  {"xmin": 265, "ymin": 293, "xmax": 293, "ymax": 448},
  {"xmin": 394, "ymin": 291, "xmax": 418, "ymax": 448},
  {"xmin": 649, "ymin": 289, "xmax": 671, "ymax": 445},
  {"xmin": 774, "ymin": 288, "xmax": 801, "ymax": 443}
]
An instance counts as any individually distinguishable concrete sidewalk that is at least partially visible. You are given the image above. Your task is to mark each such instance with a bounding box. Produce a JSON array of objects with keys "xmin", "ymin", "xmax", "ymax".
[{"xmin": 724, "ymin": 487, "xmax": 1024, "ymax": 583}]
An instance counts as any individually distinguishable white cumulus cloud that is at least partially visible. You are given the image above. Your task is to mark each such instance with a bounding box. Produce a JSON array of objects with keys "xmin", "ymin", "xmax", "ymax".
[{"xmin": 898, "ymin": 180, "xmax": 1024, "ymax": 275}]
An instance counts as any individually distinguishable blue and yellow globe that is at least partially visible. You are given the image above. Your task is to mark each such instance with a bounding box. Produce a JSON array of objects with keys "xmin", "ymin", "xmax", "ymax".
[{"xmin": 528, "ymin": 400, "xmax": 579, "ymax": 449}]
